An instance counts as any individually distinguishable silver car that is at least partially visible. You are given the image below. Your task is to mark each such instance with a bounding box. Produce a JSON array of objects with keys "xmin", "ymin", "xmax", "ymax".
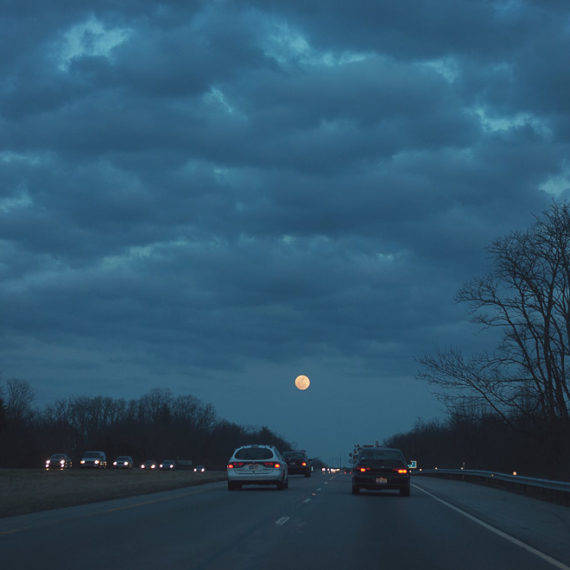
[{"xmin": 227, "ymin": 444, "xmax": 288, "ymax": 490}]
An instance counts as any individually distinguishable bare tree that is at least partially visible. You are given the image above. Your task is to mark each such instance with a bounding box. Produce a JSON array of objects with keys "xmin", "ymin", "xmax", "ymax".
[
  {"xmin": 419, "ymin": 202, "xmax": 570, "ymax": 429},
  {"xmin": 5, "ymin": 378, "xmax": 35, "ymax": 422}
]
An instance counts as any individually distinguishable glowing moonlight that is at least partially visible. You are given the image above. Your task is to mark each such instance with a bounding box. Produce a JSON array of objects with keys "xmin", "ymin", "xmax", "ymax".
[{"xmin": 295, "ymin": 375, "xmax": 311, "ymax": 391}]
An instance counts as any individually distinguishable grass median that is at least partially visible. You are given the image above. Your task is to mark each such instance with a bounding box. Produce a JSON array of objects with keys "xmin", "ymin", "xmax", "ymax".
[{"xmin": 0, "ymin": 468, "xmax": 227, "ymax": 518}]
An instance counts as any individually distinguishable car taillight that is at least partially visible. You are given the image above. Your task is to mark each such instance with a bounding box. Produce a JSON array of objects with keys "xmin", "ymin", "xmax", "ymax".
[
  {"xmin": 301, "ymin": 462, "xmax": 307, "ymax": 467},
  {"xmin": 358, "ymin": 467, "xmax": 370, "ymax": 472},
  {"xmin": 263, "ymin": 462, "xmax": 281, "ymax": 468},
  {"xmin": 227, "ymin": 462, "xmax": 245, "ymax": 469},
  {"xmin": 394, "ymin": 468, "xmax": 408, "ymax": 474}
]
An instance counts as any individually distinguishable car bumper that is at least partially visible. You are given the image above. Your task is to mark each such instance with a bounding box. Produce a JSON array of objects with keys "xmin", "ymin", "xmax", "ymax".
[
  {"xmin": 227, "ymin": 470, "xmax": 285, "ymax": 485},
  {"xmin": 287, "ymin": 466, "xmax": 310, "ymax": 475},
  {"xmin": 352, "ymin": 473, "xmax": 410, "ymax": 491}
]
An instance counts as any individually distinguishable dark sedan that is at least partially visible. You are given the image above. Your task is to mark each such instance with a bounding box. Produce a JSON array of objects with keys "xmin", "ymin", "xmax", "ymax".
[
  {"xmin": 112, "ymin": 456, "xmax": 134, "ymax": 469},
  {"xmin": 45, "ymin": 453, "xmax": 72, "ymax": 470},
  {"xmin": 282, "ymin": 450, "xmax": 311, "ymax": 477},
  {"xmin": 351, "ymin": 447, "xmax": 410, "ymax": 496}
]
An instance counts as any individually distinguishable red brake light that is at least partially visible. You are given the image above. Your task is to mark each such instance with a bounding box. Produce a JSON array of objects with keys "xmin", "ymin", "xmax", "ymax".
[
  {"xmin": 228, "ymin": 462, "xmax": 245, "ymax": 469},
  {"xmin": 359, "ymin": 467, "xmax": 370, "ymax": 472},
  {"xmin": 395, "ymin": 468, "xmax": 408, "ymax": 474},
  {"xmin": 301, "ymin": 462, "xmax": 307, "ymax": 467},
  {"xmin": 263, "ymin": 462, "xmax": 281, "ymax": 468}
]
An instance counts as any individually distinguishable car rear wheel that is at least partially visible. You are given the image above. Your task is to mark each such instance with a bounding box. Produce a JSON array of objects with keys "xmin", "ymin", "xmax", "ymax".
[
  {"xmin": 400, "ymin": 485, "xmax": 410, "ymax": 497},
  {"xmin": 352, "ymin": 484, "xmax": 360, "ymax": 495}
]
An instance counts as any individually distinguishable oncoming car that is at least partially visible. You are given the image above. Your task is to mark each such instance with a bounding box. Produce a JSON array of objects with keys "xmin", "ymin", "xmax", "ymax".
[
  {"xmin": 141, "ymin": 460, "xmax": 158, "ymax": 470},
  {"xmin": 227, "ymin": 445, "xmax": 288, "ymax": 490},
  {"xmin": 80, "ymin": 451, "xmax": 107, "ymax": 469},
  {"xmin": 160, "ymin": 460, "xmax": 177, "ymax": 470},
  {"xmin": 112, "ymin": 456, "xmax": 134, "ymax": 469},
  {"xmin": 351, "ymin": 447, "xmax": 410, "ymax": 496},
  {"xmin": 193, "ymin": 465, "xmax": 206, "ymax": 473},
  {"xmin": 45, "ymin": 453, "xmax": 72, "ymax": 470}
]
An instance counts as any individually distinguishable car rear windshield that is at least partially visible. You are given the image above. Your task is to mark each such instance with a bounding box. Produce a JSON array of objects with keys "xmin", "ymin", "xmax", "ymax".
[
  {"xmin": 235, "ymin": 447, "xmax": 273, "ymax": 460},
  {"xmin": 284, "ymin": 452, "xmax": 305, "ymax": 459},
  {"xmin": 359, "ymin": 449, "xmax": 405, "ymax": 463},
  {"xmin": 84, "ymin": 452, "xmax": 102, "ymax": 458}
]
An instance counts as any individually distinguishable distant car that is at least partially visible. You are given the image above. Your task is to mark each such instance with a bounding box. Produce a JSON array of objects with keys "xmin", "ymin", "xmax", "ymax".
[
  {"xmin": 160, "ymin": 459, "xmax": 177, "ymax": 470},
  {"xmin": 193, "ymin": 465, "xmax": 206, "ymax": 473},
  {"xmin": 282, "ymin": 450, "xmax": 311, "ymax": 477},
  {"xmin": 351, "ymin": 447, "xmax": 410, "ymax": 496},
  {"xmin": 45, "ymin": 453, "xmax": 72, "ymax": 470},
  {"xmin": 112, "ymin": 456, "xmax": 134, "ymax": 469},
  {"xmin": 141, "ymin": 460, "xmax": 158, "ymax": 470},
  {"xmin": 227, "ymin": 444, "xmax": 288, "ymax": 490},
  {"xmin": 80, "ymin": 451, "xmax": 107, "ymax": 469}
]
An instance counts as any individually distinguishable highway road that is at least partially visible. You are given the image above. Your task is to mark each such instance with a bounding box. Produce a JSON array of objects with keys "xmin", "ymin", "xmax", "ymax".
[{"xmin": 2, "ymin": 471, "xmax": 569, "ymax": 569}]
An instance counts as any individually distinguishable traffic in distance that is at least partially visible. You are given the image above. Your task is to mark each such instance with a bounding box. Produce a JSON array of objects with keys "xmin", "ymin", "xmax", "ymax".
[
  {"xmin": 44, "ymin": 444, "xmax": 415, "ymax": 500},
  {"xmin": 225, "ymin": 444, "xmax": 411, "ymax": 495},
  {"xmin": 44, "ymin": 450, "xmax": 209, "ymax": 472}
]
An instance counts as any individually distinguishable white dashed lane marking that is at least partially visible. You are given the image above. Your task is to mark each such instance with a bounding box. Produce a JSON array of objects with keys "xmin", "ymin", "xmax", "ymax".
[{"xmin": 275, "ymin": 516, "xmax": 289, "ymax": 526}]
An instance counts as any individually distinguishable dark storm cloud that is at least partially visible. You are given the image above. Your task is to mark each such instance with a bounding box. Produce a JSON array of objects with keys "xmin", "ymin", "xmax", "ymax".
[{"xmin": 1, "ymin": 0, "xmax": 569, "ymax": 457}]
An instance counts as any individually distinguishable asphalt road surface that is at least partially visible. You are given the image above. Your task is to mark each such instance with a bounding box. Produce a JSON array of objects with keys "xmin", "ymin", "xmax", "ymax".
[{"xmin": 2, "ymin": 471, "xmax": 569, "ymax": 569}]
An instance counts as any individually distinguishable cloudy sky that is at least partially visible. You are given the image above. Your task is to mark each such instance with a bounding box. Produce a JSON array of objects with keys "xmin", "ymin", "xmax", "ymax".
[{"xmin": 1, "ymin": 0, "xmax": 569, "ymax": 464}]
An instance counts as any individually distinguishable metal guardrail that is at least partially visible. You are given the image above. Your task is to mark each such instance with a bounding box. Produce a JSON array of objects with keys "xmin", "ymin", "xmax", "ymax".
[{"xmin": 414, "ymin": 468, "xmax": 570, "ymax": 504}]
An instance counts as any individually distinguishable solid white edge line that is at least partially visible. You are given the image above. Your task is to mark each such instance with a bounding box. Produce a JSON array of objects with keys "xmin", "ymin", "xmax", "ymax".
[{"xmin": 412, "ymin": 483, "xmax": 570, "ymax": 570}]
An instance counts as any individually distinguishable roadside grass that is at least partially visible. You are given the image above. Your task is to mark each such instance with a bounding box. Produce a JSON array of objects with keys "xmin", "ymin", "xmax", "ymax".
[{"xmin": 0, "ymin": 468, "xmax": 226, "ymax": 518}]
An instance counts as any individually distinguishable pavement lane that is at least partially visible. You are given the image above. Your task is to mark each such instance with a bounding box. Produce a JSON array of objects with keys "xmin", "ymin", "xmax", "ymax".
[
  {"xmin": 0, "ymin": 475, "xmax": 319, "ymax": 569},
  {"xmin": 1, "ymin": 471, "xmax": 569, "ymax": 569},
  {"xmin": 412, "ymin": 475, "xmax": 570, "ymax": 566},
  {"xmin": 216, "ymin": 473, "xmax": 570, "ymax": 570}
]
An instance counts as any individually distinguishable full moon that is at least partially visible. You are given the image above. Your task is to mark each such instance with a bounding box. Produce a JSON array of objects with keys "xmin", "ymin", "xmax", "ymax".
[{"xmin": 294, "ymin": 375, "xmax": 311, "ymax": 391}]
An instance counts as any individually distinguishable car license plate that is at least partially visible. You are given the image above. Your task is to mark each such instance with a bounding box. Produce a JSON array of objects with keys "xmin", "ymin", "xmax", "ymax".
[
  {"xmin": 376, "ymin": 477, "xmax": 388, "ymax": 484},
  {"xmin": 249, "ymin": 464, "xmax": 259, "ymax": 471}
]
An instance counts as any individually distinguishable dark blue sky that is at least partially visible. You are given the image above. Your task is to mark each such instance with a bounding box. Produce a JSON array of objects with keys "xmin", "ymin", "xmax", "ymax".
[{"xmin": 1, "ymin": 0, "xmax": 569, "ymax": 463}]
